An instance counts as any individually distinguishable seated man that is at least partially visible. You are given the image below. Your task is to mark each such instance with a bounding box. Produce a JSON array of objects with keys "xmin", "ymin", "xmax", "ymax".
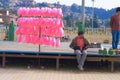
[{"xmin": 69, "ymin": 31, "xmax": 89, "ymax": 71}]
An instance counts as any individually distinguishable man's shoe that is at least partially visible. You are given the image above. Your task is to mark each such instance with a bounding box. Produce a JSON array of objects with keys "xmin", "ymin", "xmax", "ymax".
[{"xmin": 78, "ymin": 66, "xmax": 84, "ymax": 71}]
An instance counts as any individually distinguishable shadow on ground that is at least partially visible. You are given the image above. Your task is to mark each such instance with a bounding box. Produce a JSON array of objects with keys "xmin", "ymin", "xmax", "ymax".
[{"xmin": 0, "ymin": 57, "xmax": 120, "ymax": 73}]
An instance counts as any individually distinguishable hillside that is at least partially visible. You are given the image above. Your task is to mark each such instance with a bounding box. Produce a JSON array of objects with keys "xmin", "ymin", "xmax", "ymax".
[{"xmin": 0, "ymin": 1, "xmax": 116, "ymax": 27}]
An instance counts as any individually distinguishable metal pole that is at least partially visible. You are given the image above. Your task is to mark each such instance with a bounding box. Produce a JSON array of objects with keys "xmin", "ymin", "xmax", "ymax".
[
  {"xmin": 39, "ymin": 27, "xmax": 41, "ymax": 52},
  {"xmin": 92, "ymin": 0, "xmax": 95, "ymax": 32},
  {"xmin": 81, "ymin": 0, "xmax": 85, "ymax": 25}
]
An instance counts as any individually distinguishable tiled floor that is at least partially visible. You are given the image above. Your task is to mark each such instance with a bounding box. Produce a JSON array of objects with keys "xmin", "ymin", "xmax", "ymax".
[{"xmin": 0, "ymin": 68, "xmax": 120, "ymax": 80}]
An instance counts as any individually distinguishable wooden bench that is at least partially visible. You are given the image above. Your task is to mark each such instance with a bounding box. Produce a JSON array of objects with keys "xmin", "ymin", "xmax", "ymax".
[{"xmin": 0, "ymin": 50, "xmax": 120, "ymax": 72}]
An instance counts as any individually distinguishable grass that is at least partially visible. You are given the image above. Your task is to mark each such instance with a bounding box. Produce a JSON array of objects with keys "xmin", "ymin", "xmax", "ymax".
[{"xmin": 64, "ymin": 28, "xmax": 112, "ymax": 44}]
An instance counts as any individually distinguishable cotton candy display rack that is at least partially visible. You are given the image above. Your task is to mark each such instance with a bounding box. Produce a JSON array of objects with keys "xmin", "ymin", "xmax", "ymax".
[{"xmin": 16, "ymin": 7, "xmax": 64, "ymax": 47}]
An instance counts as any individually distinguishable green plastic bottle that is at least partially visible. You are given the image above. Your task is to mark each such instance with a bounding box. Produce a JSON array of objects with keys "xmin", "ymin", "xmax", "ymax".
[
  {"xmin": 108, "ymin": 48, "xmax": 114, "ymax": 55},
  {"xmin": 102, "ymin": 48, "xmax": 107, "ymax": 55}
]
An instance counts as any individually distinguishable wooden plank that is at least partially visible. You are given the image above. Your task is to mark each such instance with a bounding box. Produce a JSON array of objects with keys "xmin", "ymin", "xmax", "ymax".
[
  {"xmin": 38, "ymin": 58, "xmax": 40, "ymax": 68},
  {"xmin": 2, "ymin": 53, "xmax": 5, "ymax": 67},
  {"xmin": 56, "ymin": 54, "xmax": 61, "ymax": 70},
  {"xmin": 56, "ymin": 58, "xmax": 59, "ymax": 70},
  {"xmin": 39, "ymin": 55, "xmax": 59, "ymax": 59},
  {"xmin": 0, "ymin": 54, "xmax": 3, "ymax": 56},
  {"xmin": 59, "ymin": 56, "xmax": 76, "ymax": 59},
  {"xmin": 1, "ymin": 50, "xmax": 120, "ymax": 72},
  {"xmin": 111, "ymin": 61, "xmax": 114, "ymax": 72},
  {"xmin": 4, "ymin": 54, "xmax": 39, "ymax": 58}
]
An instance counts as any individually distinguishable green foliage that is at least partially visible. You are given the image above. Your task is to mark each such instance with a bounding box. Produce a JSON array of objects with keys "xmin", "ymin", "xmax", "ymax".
[
  {"xmin": 85, "ymin": 17, "xmax": 91, "ymax": 28},
  {"xmin": 89, "ymin": 14, "xmax": 100, "ymax": 28},
  {"xmin": 64, "ymin": 13, "xmax": 74, "ymax": 27},
  {"xmin": 71, "ymin": 3, "xmax": 81, "ymax": 13},
  {"xmin": 104, "ymin": 19, "xmax": 110, "ymax": 27},
  {"xmin": 0, "ymin": 0, "xmax": 9, "ymax": 9},
  {"xmin": 75, "ymin": 20, "xmax": 81, "ymax": 26}
]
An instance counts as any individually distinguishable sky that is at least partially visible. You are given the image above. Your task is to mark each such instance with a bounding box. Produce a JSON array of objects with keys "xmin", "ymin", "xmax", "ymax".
[{"xmin": 35, "ymin": 0, "xmax": 120, "ymax": 10}]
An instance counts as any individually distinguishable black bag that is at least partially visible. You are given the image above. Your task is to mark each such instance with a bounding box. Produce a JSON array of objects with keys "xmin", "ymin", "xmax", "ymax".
[{"xmin": 73, "ymin": 46, "xmax": 80, "ymax": 50}]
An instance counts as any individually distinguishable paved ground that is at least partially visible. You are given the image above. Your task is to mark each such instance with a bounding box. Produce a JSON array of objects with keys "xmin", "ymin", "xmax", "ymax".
[
  {"xmin": 0, "ymin": 41, "xmax": 73, "ymax": 52},
  {"xmin": 0, "ymin": 41, "xmax": 99, "ymax": 53},
  {"xmin": 0, "ymin": 67, "xmax": 120, "ymax": 80}
]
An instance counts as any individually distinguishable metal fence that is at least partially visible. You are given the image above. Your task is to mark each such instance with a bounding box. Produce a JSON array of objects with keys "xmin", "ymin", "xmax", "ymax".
[
  {"xmin": 85, "ymin": 28, "xmax": 111, "ymax": 35},
  {"xmin": 85, "ymin": 28, "xmax": 112, "ymax": 43},
  {"xmin": 64, "ymin": 27, "xmax": 112, "ymax": 43}
]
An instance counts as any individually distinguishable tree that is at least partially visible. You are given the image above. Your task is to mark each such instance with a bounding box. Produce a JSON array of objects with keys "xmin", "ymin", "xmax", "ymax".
[
  {"xmin": 71, "ymin": 3, "xmax": 80, "ymax": 13},
  {"xmin": 62, "ymin": 5, "xmax": 68, "ymax": 14},
  {"xmin": 0, "ymin": 0, "xmax": 9, "ymax": 9},
  {"xmin": 53, "ymin": 1, "xmax": 61, "ymax": 7},
  {"xmin": 75, "ymin": 20, "xmax": 81, "ymax": 26},
  {"xmin": 90, "ymin": 14, "xmax": 100, "ymax": 28},
  {"xmin": 104, "ymin": 19, "xmax": 110, "ymax": 27},
  {"xmin": 64, "ymin": 13, "xmax": 74, "ymax": 27},
  {"xmin": 85, "ymin": 17, "xmax": 91, "ymax": 28}
]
